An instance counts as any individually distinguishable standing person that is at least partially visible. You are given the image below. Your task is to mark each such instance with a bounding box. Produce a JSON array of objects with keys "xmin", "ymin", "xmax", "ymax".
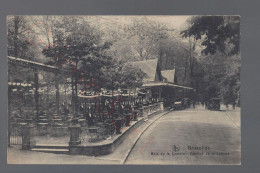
[
  {"xmin": 181, "ymin": 99, "xmax": 185, "ymax": 109},
  {"xmin": 193, "ymin": 100, "xmax": 196, "ymax": 108},
  {"xmin": 64, "ymin": 104, "xmax": 69, "ymax": 117},
  {"xmin": 232, "ymin": 100, "xmax": 236, "ymax": 109},
  {"xmin": 187, "ymin": 98, "xmax": 191, "ymax": 108},
  {"xmin": 226, "ymin": 103, "xmax": 229, "ymax": 109},
  {"xmin": 87, "ymin": 105, "xmax": 94, "ymax": 126},
  {"xmin": 202, "ymin": 97, "xmax": 205, "ymax": 106}
]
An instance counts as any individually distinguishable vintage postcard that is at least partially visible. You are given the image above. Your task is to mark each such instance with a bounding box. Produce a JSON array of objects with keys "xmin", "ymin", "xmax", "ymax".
[{"xmin": 7, "ymin": 15, "xmax": 241, "ymax": 165}]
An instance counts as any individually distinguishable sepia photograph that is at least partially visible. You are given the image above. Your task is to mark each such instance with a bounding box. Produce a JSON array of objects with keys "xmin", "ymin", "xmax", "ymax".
[{"xmin": 7, "ymin": 15, "xmax": 241, "ymax": 165}]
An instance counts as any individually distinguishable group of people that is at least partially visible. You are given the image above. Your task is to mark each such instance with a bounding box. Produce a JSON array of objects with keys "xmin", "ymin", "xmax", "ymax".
[{"xmin": 76, "ymin": 97, "xmax": 144, "ymax": 126}]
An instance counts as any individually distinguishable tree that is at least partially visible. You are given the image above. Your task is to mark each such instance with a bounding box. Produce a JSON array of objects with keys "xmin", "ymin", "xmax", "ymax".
[
  {"xmin": 181, "ymin": 16, "xmax": 241, "ymax": 104},
  {"xmin": 181, "ymin": 16, "xmax": 240, "ymax": 56},
  {"xmin": 42, "ymin": 16, "xmax": 112, "ymax": 115},
  {"xmin": 128, "ymin": 18, "xmax": 169, "ymax": 60},
  {"xmin": 100, "ymin": 59, "xmax": 145, "ymax": 91},
  {"xmin": 198, "ymin": 51, "xmax": 240, "ymax": 103},
  {"xmin": 7, "ymin": 16, "xmax": 37, "ymax": 59},
  {"xmin": 219, "ymin": 54, "xmax": 240, "ymax": 105}
]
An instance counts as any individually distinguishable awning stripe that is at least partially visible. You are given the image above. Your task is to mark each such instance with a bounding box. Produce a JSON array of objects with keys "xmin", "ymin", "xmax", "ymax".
[{"xmin": 8, "ymin": 82, "xmax": 32, "ymax": 87}]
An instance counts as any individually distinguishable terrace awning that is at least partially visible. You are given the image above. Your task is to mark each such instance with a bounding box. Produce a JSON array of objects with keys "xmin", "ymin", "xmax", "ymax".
[
  {"xmin": 8, "ymin": 56, "xmax": 58, "ymax": 72},
  {"xmin": 142, "ymin": 82, "xmax": 194, "ymax": 90}
]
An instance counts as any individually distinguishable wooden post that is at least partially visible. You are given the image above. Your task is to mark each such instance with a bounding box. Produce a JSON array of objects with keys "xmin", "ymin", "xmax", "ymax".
[
  {"xmin": 173, "ymin": 88, "xmax": 176, "ymax": 102},
  {"xmin": 46, "ymin": 78, "xmax": 50, "ymax": 108},
  {"xmin": 75, "ymin": 78, "xmax": 78, "ymax": 117},
  {"xmin": 34, "ymin": 70, "xmax": 39, "ymax": 121},
  {"xmin": 8, "ymin": 85, "xmax": 11, "ymax": 147},
  {"xmin": 158, "ymin": 86, "xmax": 162, "ymax": 101},
  {"xmin": 74, "ymin": 58, "xmax": 79, "ymax": 118},
  {"xmin": 55, "ymin": 73, "xmax": 60, "ymax": 116},
  {"xmin": 71, "ymin": 75, "xmax": 75, "ymax": 115}
]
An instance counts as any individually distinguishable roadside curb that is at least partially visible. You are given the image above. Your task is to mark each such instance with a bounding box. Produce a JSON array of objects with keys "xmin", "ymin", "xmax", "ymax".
[
  {"xmin": 122, "ymin": 110, "xmax": 171, "ymax": 164},
  {"xmin": 69, "ymin": 109, "xmax": 167, "ymax": 156}
]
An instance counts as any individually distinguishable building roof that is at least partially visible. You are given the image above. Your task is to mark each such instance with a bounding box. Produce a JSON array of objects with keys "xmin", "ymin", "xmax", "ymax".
[
  {"xmin": 8, "ymin": 56, "xmax": 58, "ymax": 72},
  {"xmin": 130, "ymin": 58, "xmax": 158, "ymax": 82},
  {"xmin": 161, "ymin": 69, "xmax": 175, "ymax": 83}
]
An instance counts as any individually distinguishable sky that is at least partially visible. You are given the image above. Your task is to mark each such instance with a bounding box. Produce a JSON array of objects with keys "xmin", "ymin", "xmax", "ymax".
[
  {"xmin": 86, "ymin": 15, "xmax": 191, "ymax": 30},
  {"xmin": 28, "ymin": 15, "xmax": 192, "ymax": 46},
  {"xmin": 25, "ymin": 15, "xmax": 193, "ymax": 60}
]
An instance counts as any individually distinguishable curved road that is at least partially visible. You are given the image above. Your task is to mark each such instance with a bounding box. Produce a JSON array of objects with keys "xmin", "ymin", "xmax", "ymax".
[{"xmin": 125, "ymin": 106, "xmax": 241, "ymax": 165}]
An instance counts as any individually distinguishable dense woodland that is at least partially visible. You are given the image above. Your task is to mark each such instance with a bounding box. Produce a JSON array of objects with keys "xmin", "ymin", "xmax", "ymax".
[{"xmin": 7, "ymin": 16, "xmax": 240, "ymax": 105}]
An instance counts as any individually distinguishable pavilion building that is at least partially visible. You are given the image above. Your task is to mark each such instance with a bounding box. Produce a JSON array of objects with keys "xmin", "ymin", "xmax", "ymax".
[{"xmin": 131, "ymin": 58, "xmax": 194, "ymax": 107}]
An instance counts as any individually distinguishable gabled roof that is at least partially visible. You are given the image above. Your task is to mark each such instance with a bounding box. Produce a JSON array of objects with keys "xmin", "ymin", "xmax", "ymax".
[
  {"xmin": 161, "ymin": 69, "xmax": 175, "ymax": 83},
  {"xmin": 130, "ymin": 58, "xmax": 158, "ymax": 82}
]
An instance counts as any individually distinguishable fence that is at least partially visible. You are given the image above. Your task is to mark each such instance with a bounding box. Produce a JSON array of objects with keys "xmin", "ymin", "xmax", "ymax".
[{"xmin": 9, "ymin": 123, "xmax": 23, "ymax": 145}]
